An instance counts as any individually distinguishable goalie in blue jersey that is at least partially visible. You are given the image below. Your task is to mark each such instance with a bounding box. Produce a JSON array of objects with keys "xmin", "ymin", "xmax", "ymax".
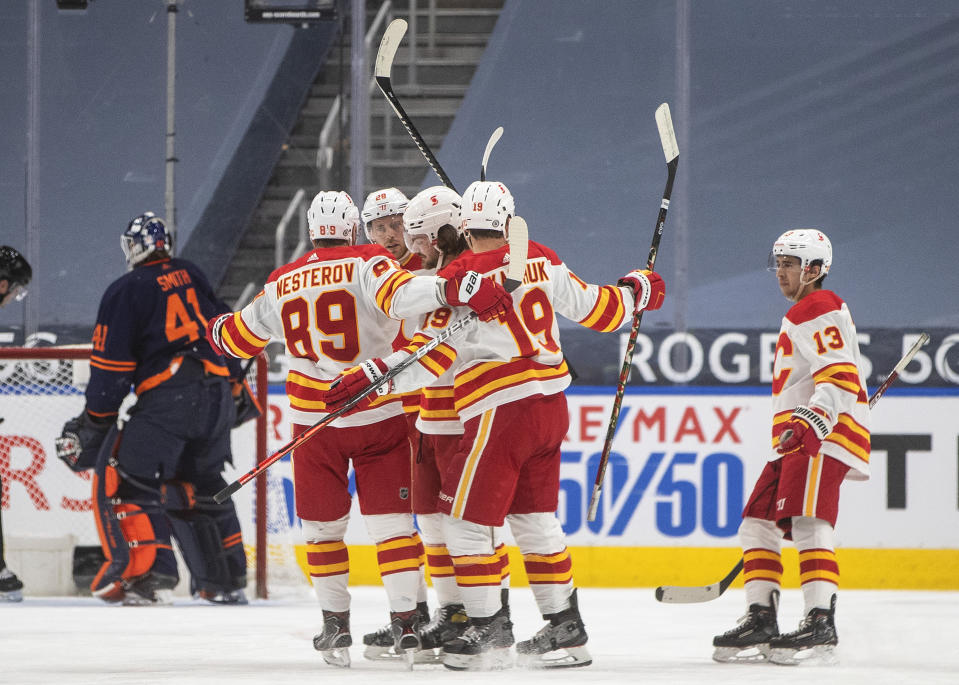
[{"xmin": 56, "ymin": 213, "xmax": 259, "ymax": 605}]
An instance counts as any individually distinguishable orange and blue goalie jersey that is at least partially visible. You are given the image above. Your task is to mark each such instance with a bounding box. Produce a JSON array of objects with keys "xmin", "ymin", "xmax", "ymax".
[{"xmin": 85, "ymin": 256, "xmax": 238, "ymax": 419}]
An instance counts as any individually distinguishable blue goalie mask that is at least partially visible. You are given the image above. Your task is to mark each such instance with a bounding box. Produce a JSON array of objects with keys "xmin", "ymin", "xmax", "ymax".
[{"xmin": 121, "ymin": 212, "xmax": 171, "ymax": 269}]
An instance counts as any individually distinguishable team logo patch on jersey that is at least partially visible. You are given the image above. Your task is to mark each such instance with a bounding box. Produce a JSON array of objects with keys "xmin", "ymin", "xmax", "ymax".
[{"xmin": 399, "ymin": 487, "xmax": 409, "ymax": 500}]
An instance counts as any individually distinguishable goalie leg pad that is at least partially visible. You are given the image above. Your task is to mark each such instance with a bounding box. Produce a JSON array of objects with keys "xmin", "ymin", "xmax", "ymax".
[
  {"xmin": 165, "ymin": 486, "xmax": 247, "ymax": 601},
  {"xmin": 91, "ymin": 459, "xmax": 177, "ymax": 603}
]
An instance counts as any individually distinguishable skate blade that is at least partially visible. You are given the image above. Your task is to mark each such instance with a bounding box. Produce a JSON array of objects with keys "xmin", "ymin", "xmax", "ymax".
[
  {"xmin": 768, "ymin": 644, "xmax": 837, "ymax": 667},
  {"xmin": 0, "ymin": 589, "xmax": 24, "ymax": 602},
  {"xmin": 712, "ymin": 644, "xmax": 771, "ymax": 664},
  {"xmin": 320, "ymin": 647, "xmax": 351, "ymax": 668},
  {"xmin": 442, "ymin": 647, "xmax": 514, "ymax": 671},
  {"xmin": 121, "ymin": 589, "xmax": 174, "ymax": 606},
  {"xmin": 363, "ymin": 645, "xmax": 439, "ymax": 664},
  {"xmin": 517, "ymin": 645, "xmax": 592, "ymax": 669}
]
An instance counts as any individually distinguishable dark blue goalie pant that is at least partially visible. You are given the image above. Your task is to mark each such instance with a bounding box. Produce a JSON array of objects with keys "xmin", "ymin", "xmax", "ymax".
[{"xmin": 91, "ymin": 363, "xmax": 246, "ymax": 600}]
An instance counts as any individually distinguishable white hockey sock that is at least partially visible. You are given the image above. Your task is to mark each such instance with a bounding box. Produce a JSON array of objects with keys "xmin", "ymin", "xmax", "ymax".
[{"xmin": 792, "ymin": 516, "xmax": 839, "ymax": 612}]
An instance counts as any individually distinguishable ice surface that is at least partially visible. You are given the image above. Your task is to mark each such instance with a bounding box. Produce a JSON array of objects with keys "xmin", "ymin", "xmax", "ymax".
[{"xmin": 2, "ymin": 587, "xmax": 956, "ymax": 684}]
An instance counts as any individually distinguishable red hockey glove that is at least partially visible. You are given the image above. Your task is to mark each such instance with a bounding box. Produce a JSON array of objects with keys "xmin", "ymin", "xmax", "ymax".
[
  {"xmin": 205, "ymin": 314, "xmax": 231, "ymax": 356},
  {"xmin": 322, "ymin": 358, "xmax": 393, "ymax": 413},
  {"xmin": 443, "ymin": 269, "xmax": 513, "ymax": 322},
  {"xmin": 776, "ymin": 405, "xmax": 832, "ymax": 457},
  {"xmin": 618, "ymin": 269, "xmax": 666, "ymax": 311}
]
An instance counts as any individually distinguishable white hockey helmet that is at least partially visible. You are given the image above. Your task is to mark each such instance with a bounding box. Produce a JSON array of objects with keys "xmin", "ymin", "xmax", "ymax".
[
  {"xmin": 307, "ymin": 191, "xmax": 359, "ymax": 244},
  {"xmin": 403, "ymin": 186, "xmax": 463, "ymax": 252},
  {"xmin": 769, "ymin": 229, "xmax": 832, "ymax": 278},
  {"xmin": 460, "ymin": 181, "xmax": 514, "ymax": 233},
  {"xmin": 361, "ymin": 187, "xmax": 408, "ymax": 241}
]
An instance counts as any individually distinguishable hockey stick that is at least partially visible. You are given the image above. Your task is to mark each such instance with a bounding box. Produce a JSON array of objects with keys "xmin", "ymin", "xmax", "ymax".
[
  {"xmin": 654, "ymin": 332, "xmax": 930, "ymax": 603},
  {"xmin": 586, "ymin": 103, "xmax": 679, "ymax": 522},
  {"xmin": 481, "ymin": 126, "xmax": 504, "ymax": 181},
  {"xmin": 375, "ymin": 18, "xmax": 457, "ymax": 192},
  {"xmin": 213, "ymin": 218, "xmax": 530, "ymax": 504}
]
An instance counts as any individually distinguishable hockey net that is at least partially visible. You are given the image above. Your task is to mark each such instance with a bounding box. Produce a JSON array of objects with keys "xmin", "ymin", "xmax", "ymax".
[{"xmin": 0, "ymin": 346, "xmax": 309, "ymax": 599}]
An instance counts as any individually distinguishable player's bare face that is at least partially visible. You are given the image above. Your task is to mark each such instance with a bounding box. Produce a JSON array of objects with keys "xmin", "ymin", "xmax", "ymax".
[
  {"xmin": 369, "ymin": 216, "xmax": 407, "ymax": 259},
  {"xmin": 409, "ymin": 234, "xmax": 440, "ymax": 269},
  {"xmin": 774, "ymin": 256, "xmax": 803, "ymax": 300}
]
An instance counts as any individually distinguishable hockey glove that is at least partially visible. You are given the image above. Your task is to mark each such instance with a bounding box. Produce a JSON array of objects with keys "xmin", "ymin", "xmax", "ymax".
[
  {"xmin": 231, "ymin": 378, "xmax": 262, "ymax": 428},
  {"xmin": 55, "ymin": 411, "xmax": 113, "ymax": 472},
  {"xmin": 443, "ymin": 270, "xmax": 512, "ymax": 322},
  {"xmin": 618, "ymin": 269, "xmax": 666, "ymax": 311},
  {"xmin": 776, "ymin": 405, "xmax": 832, "ymax": 457},
  {"xmin": 322, "ymin": 359, "xmax": 393, "ymax": 414},
  {"xmin": 205, "ymin": 314, "xmax": 231, "ymax": 356}
]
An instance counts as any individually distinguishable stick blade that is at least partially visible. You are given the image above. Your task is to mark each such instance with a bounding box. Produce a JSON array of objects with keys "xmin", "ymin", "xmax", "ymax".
[
  {"xmin": 481, "ymin": 126, "xmax": 504, "ymax": 181},
  {"xmin": 375, "ymin": 18, "xmax": 407, "ymax": 79},
  {"xmin": 655, "ymin": 583, "xmax": 724, "ymax": 604},
  {"xmin": 504, "ymin": 216, "xmax": 529, "ymax": 292},
  {"xmin": 655, "ymin": 103, "xmax": 679, "ymax": 162}
]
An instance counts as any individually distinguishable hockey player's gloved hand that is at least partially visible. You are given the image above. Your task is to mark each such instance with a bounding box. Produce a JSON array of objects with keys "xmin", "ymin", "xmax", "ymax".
[
  {"xmin": 618, "ymin": 269, "xmax": 666, "ymax": 311},
  {"xmin": 322, "ymin": 359, "xmax": 393, "ymax": 414},
  {"xmin": 443, "ymin": 270, "xmax": 513, "ymax": 322},
  {"xmin": 231, "ymin": 377, "xmax": 262, "ymax": 428},
  {"xmin": 205, "ymin": 314, "xmax": 231, "ymax": 356},
  {"xmin": 776, "ymin": 405, "xmax": 831, "ymax": 457},
  {"xmin": 55, "ymin": 411, "xmax": 112, "ymax": 472}
]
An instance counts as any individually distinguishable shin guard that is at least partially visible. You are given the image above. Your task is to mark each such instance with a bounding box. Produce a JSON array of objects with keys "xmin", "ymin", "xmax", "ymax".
[{"xmin": 91, "ymin": 454, "xmax": 176, "ymax": 602}]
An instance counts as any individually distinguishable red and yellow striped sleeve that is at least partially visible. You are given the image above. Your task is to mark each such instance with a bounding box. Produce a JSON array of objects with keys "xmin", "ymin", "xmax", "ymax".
[
  {"xmin": 813, "ymin": 362, "xmax": 868, "ymax": 402},
  {"xmin": 374, "ymin": 269, "xmax": 416, "ymax": 316},
  {"xmin": 219, "ymin": 311, "xmax": 269, "ymax": 359},
  {"xmin": 577, "ymin": 284, "xmax": 628, "ymax": 333}
]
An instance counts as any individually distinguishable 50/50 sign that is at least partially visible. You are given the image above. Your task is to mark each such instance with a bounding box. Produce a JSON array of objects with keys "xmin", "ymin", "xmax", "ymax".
[{"xmin": 558, "ymin": 450, "xmax": 746, "ymax": 541}]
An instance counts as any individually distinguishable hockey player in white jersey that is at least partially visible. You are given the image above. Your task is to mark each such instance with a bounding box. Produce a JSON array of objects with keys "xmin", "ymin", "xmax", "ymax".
[
  {"xmin": 712, "ymin": 229, "xmax": 870, "ymax": 666},
  {"xmin": 361, "ymin": 187, "xmax": 423, "ymax": 270},
  {"xmin": 318, "ymin": 181, "xmax": 667, "ymax": 670},
  {"xmin": 205, "ymin": 190, "xmax": 512, "ymax": 668},
  {"xmin": 360, "ymin": 186, "xmax": 485, "ymax": 663}
]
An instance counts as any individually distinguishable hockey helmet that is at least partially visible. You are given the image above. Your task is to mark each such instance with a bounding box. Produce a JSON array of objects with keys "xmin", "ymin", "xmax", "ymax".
[
  {"xmin": 0, "ymin": 245, "xmax": 31, "ymax": 303},
  {"xmin": 403, "ymin": 186, "xmax": 463, "ymax": 253},
  {"xmin": 121, "ymin": 212, "xmax": 171, "ymax": 270},
  {"xmin": 361, "ymin": 187, "xmax": 408, "ymax": 242},
  {"xmin": 460, "ymin": 181, "xmax": 514, "ymax": 233},
  {"xmin": 307, "ymin": 191, "xmax": 359, "ymax": 244},
  {"xmin": 769, "ymin": 229, "xmax": 832, "ymax": 279}
]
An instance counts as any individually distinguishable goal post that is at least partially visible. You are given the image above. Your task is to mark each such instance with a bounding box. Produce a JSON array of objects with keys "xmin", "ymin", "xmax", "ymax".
[{"xmin": 0, "ymin": 346, "xmax": 305, "ymax": 599}]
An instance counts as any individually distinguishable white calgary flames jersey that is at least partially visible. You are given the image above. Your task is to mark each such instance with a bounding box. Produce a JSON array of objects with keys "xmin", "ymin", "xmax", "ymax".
[
  {"xmin": 771, "ymin": 289, "xmax": 870, "ymax": 479},
  {"xmin": 385, "ymin": 240, "xmax": 635, "ymax": 423},
  {"xmin": 215, "ymin": 244, "xmax": 444, "ymax": 427}
]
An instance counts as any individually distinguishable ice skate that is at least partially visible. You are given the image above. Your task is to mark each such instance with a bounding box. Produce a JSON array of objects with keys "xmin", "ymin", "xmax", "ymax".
[
  {"xmin": 712, "ymin": 589, "xmax": 780, "ymax": 663},
  {"xmin": 418, "ymin": 603, "xmax": 469, "ymax": 662},
  {"xmin": 196, "ymin": 588, "xmax": 249, "ymax": 605},
  {"xmin": 768, "ymin": 594, "xmax": 838, "ymax": 666},
  {"xmin": 313, "ymin": 609, "xmax": 352, "ymax": 668},
  {"xmin": 362, "ymin": 602, "xmax": 430, "ymax": 662},
  {"xmin": 121, "ymin": 572, "xmax": 177, "ymax": 606},
  {"xmin": 0, "ymin": 567, "xmax": 24, "ymax": 602},
  {"xmin": 516, "ymin": 589, "xmax": 591, "ymax": 668},
  {"xmin": 442, "ymin": 604, "xmax": 514, "ymax": 671},
  {"xmin": 390, "ymin": 608, "xmax": 422, "ymax": 670}
]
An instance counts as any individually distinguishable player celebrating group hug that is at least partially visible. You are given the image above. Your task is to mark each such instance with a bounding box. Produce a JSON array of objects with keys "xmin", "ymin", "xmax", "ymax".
[{"xmin": 206, "ymin": 179, "xmax": 666, "ymax": 670}]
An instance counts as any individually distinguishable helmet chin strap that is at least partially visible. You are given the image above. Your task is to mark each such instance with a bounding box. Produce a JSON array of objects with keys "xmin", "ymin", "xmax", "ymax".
[{"xmin": 789, "ymin": 268, "xmax": 822, "ymax": 301}]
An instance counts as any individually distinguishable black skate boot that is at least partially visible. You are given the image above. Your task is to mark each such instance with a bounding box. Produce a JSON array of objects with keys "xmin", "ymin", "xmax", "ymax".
[
  {"xmin": 418, "ymin": 602, "xmax": 469, "ymax": 662},
  {"xmin": 390, "ymin": 608, "xmax": 422, "ymax": 670},
  {"xmin": 442, "ymin": 604, "xmax": 514, "ymax": 671},
  {"xmin": 712, "ymin": 589, "xmax": 780, "ymax": 663},
  {"xmin": 313, "ymin": 609, "xmax": 352, "ymax": 668},
  {"xmin": 516, "ymin": 589, "xmax": 591, "ymax": 668},
  {"xmin": 0, "ymin": 566, "xmax": 24, "ymax": 602},
  {"xmin": 122, "ymin": 571, "xmax": 178, "ymax": 606},
  {"xmin": 768, "ymin": 594, "xmax": 838, "ymax": 666},
  {"xmin": 362, "ymin": 601, "xmax": 430, "ymax": 661}
]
